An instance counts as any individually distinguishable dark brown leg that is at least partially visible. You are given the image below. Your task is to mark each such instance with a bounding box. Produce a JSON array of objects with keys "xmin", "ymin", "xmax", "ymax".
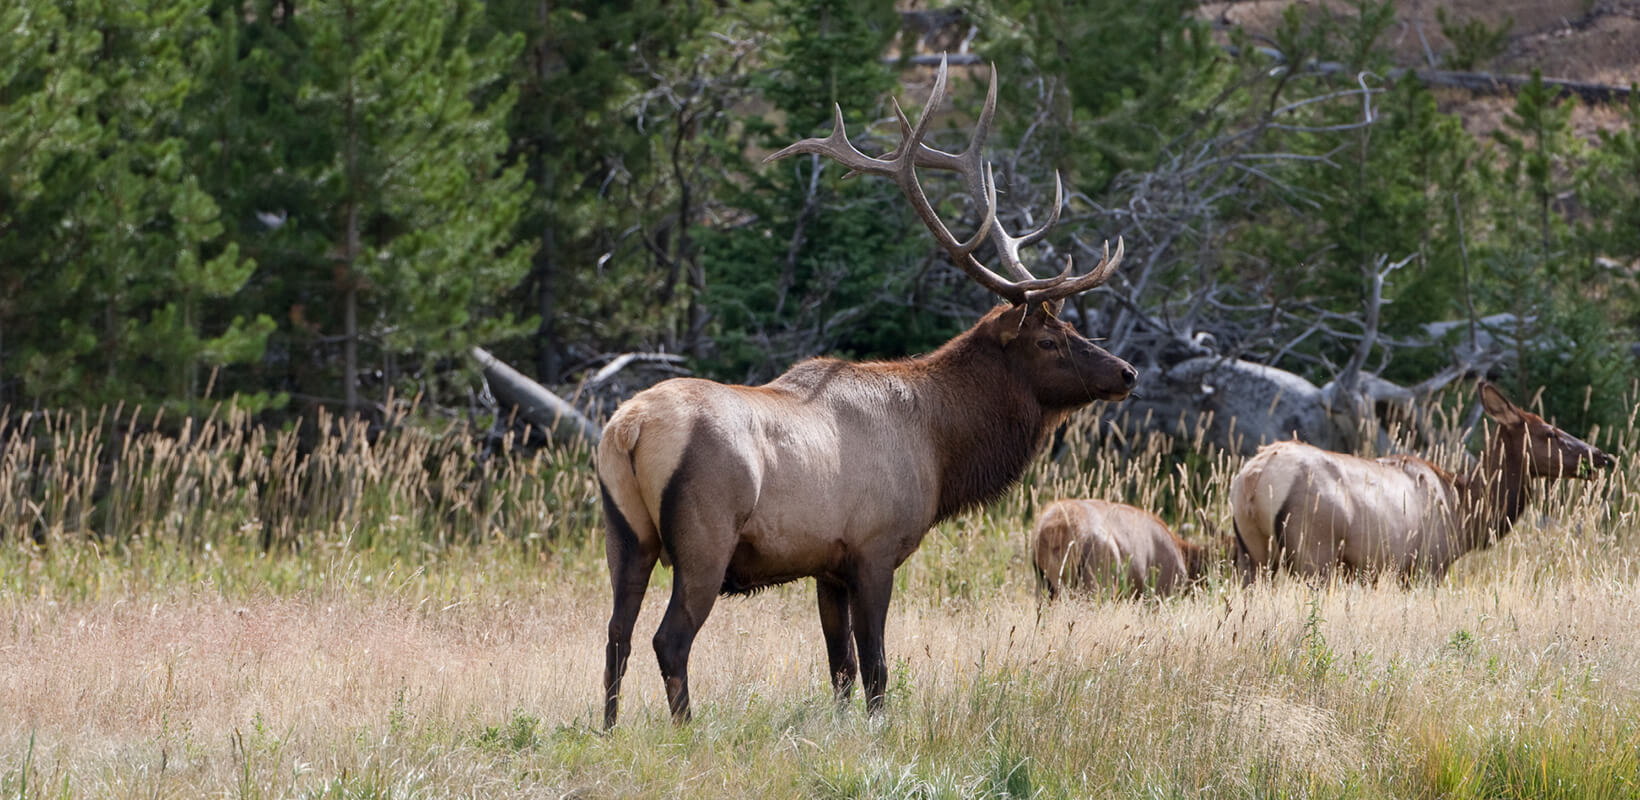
[
  {"xmin": 816, "ymin": 577, "xmax": 857, "ymax": 706},
  {"xmin": 602, "ymin": 491, "xmax": 657, "ymax": 730},
  {"xmin": 651, "ymin": 544, "xmax": 731, "ymax": 724},
  {"xmin": 848, "ymin": 568, "xmax": 895, "ymax": 715}
]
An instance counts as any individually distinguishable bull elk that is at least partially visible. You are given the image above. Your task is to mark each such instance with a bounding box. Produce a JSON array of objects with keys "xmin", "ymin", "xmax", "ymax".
[
  {"xmin": 1031, "ymin": 500, "xmax": 1213, "ymax": 600},
  {"xmin": 597, "ymin": 60, "xmax": 1136, "ymax": 726},
  {"xmin": 1229, "ymin": 382, "xmax": 1614, "ymax": 580}
]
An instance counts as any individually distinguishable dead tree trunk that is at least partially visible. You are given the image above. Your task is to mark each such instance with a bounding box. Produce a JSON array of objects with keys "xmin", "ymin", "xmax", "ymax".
[{"xmin": 472, "ymin": 347, "xmax": 600, "ymax": 444}]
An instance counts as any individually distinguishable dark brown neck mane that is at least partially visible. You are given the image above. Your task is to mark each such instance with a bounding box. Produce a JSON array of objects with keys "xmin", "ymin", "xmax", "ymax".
[
  {"xmin": 1455, "ymin": 426, "xmax": 1532, "ymax": 552},
  {"xmin": 900, "ymin": 327, "xmax": 1066, "ymax": 523}
]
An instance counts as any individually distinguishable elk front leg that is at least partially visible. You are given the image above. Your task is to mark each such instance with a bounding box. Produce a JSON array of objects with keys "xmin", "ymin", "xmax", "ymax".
[
  {"xmin": 847, "ymin": 567, "xmax": 896, "ymax": 715},
  {"xmin": 816, "ymin": 577, "xmax": 857, "ymax": 706}
]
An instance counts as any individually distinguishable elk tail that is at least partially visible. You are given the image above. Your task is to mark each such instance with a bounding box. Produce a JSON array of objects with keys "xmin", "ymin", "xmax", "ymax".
[{"xmin": 597, "ymin": 411, "xmax": 663, "ymax": 564}]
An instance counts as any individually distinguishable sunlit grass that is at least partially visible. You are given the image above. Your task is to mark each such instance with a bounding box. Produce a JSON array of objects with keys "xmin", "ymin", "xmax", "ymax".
[{"xmin": 2, "ymin": 386, "xmax": 1639, "ymax": 797}]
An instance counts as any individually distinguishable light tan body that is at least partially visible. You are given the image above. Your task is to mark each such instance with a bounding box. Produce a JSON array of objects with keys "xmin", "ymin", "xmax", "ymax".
[
  {"xmin": 1032, "ymin": 500, "xmax": 1195, "ymax": 598},
  {"xmin": 1230, "ymin": 443, "xmax": 1463, "ymax": 579},
  {"xmin": 1228, "ymin": 384, "xmax": 1613, "ymax": 581},
  {"xmin": 600, "ymin": 367, "xmax": 955, "ymax": 594}
]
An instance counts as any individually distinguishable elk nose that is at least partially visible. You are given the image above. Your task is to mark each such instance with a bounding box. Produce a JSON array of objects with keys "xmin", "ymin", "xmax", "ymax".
[{"xmin": 1120, "ymin": 365, "xmax": 1138, "ymax": 389}]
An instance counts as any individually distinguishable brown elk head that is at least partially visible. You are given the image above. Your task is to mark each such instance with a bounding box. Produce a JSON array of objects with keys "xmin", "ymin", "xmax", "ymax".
[
  {"xmin": 980, "ymin": 299, "xmax": 1136, "ymax": 405},
  {"xmin": 764, "ymin": 57, "xmax": 1135, "ymax": 404},
  {"xmin": 1479, "ymin": 382, "xmax": 1615, "ymax": 480}
]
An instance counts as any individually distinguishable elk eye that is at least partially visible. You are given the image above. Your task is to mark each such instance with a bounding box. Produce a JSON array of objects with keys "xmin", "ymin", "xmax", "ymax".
[{"xmin": 1037, "ymin": 338, "xmax": 1057, "ymax": 351}]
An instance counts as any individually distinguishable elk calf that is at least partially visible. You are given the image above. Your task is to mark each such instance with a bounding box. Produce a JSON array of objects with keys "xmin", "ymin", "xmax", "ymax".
[
  {"xmin": 1032, "ymin": 500, "xmax": 1210, "ymax": 599},
  {"xmin": 1229, "ymin": 382, "xmax": 1613, "ymax": 581}
]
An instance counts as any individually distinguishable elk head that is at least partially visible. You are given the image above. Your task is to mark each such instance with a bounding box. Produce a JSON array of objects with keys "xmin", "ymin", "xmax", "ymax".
[
  {"xmin": 1480, "ymin": 382, "xmax": 1615, "ymax": 480},
  {"xmin": 982, "ymin": 298, "xmax": 1136, "ymax": 406},
  {"xmin": 764, "ymin": 57, "xmax": 1135, "ymax": 404}
]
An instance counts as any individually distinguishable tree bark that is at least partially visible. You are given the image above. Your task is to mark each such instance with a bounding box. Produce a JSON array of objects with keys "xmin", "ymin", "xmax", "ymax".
[
  {"xmin": 342, "ymin": 1, "xmax": 361, "ymax": 415},
  {"xmin": 343, "ymin": 206, "xmax": 360, "ymax": 415}
]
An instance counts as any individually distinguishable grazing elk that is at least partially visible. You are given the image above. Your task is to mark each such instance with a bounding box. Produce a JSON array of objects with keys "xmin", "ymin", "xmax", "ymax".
[
  {"xmin": 1229, "ymin": 382, "xmax": 1614, "ymax": 581},
  {"xmin": 597, "ymin": 60, "xmax": 1136, "ymax": 726},
  {"xmin": 1031, "ymin": 500, "xmax": 1213, "ymax": 600}
]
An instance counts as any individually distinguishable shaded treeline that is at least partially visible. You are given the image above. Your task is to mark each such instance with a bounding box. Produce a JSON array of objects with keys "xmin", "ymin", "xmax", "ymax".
[{"xmin": 2, "ymin": 0, "xmax": 1638, "ymax": 433}]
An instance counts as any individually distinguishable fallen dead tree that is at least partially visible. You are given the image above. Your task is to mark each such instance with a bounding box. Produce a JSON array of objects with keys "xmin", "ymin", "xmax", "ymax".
[{"xmin": 472, "ymin": 346, "xmax": 601, "ymax": 444}]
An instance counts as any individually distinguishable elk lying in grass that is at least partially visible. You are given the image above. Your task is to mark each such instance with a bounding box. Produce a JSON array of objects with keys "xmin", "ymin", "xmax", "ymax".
[
  {"xmin": 1229, "ymin": 382, "xmax": 1614, "ymax": 581},
  {"xmin": 1031, "ymin": 500, "xmax": 1212, "ymax": 599},
  {"xmin": 597, "ymin": 60, "xmax": 1136, "ymax": 727}
]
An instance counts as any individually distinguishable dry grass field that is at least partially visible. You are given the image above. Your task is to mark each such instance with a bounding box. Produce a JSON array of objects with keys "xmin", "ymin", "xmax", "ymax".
[{"xmin": 3, "ymin": 395, "xmax": 1640, "ymax": 798}]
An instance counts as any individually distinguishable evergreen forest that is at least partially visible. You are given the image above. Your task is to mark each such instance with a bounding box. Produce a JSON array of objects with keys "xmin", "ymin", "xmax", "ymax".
[{"xmin": 4, "ymin": 0, "xmax": 1639, "ymax": 435}]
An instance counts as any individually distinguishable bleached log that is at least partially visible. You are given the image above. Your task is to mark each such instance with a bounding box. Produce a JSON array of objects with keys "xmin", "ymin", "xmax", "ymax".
[{"xmin": 472, "ymin": 346, "xmax": 600, "ymax": 444}]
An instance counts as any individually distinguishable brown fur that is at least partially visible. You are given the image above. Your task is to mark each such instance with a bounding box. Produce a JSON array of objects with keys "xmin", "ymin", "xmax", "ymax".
[
  {"xmin": 598, "ymin": 302, "xmax": 1136, "ymax": 726},
  {"xmin": 1031, "ymin": 499, "xmax": 1211, "ymax": 600},
  {"xmin": 1229, "ymin": 383, "xmax": 1614, "ymax": 581}
]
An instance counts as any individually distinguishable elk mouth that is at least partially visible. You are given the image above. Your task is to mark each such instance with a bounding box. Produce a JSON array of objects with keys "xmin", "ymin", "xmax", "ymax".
[
  {"xmin": 1577, "ymin": 449, "xmax": 1617, "ymax": 478},
  {"xmin": 1096, "ymin": 386, "xmax": 1134, "ymax": 402}
]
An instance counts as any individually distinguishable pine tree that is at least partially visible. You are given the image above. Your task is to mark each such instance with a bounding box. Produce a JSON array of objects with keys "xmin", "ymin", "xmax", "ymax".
[
  {"xmin": 1483, "ymin": 71, "xmax": 1579, "ymax": 405},
  {"xmin": 976, "ymin": 0, "xmax": 1218, "ymax": 188},
  {"xmin": 1482, "ymin": 73, "xmax": 1638, "ymax": 430},
  {"xmin": 266, "ymin": 0, "xmax": 532, "ymax": 413},
  {"xmin": 0, "ymin": 0, "xmax": 272, "ymax": 410},
  {"xmin": 1576, "ymin": 87, "xmax": 1640, "ymax": 324}
]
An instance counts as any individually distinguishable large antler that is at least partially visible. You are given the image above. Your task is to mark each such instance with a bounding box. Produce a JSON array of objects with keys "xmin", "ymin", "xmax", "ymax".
[{"xmin": 763, "ymin": 56, "xmax": 1123, "ymax": 307}]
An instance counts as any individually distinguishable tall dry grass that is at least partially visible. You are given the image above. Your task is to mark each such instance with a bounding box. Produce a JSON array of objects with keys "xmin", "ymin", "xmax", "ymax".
[
  {"xmin": 2, "ymin": 386, "xmax": 1639, "ymax": 797},
  {"xmin": 0, "ymin": 402, "xmax": 605, "ymax": 598}
]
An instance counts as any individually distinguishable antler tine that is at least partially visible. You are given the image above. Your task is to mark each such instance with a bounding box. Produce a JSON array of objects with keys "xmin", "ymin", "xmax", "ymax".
[
  {"xmin": 774, "ymin": 56, "xmax": 1015, "ymax": 296},
  {"xmin": 762, "ymin": 104, "xmax": 892, "ymax": 176},
  {"xmin": 1015, "ymin": 172, "xmax": 1064, "ymax": 249},
  {"xmin": 885, "ymin": 61, "xmax": 999, "ymax": 267},
  {"xmin": 1022, "ymin": 237, "xmax": 1125, "ymax": 306},
  {"xmin": 926, "ymin": 163, "xmax": 1035, "ymax": 299},
  {"xmin": 893, "ymin": 150, "xmax": 997, "ymax": 266},
  {"xmin": 907, "ymin": 62, "xmax": 991, "ymax": 210},
  {"xmin": 970, "ymin": 63, "xmax": 998, "ymax": 163},
  {"xmin": 905, "ymin": 61, "xmax": 994, "ymax": 175}
]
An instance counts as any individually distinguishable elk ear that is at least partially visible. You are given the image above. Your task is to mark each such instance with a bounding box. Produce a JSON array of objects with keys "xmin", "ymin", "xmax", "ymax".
[
  {"xmin": 1479, "ymin": 382, "xmax": 1523, "ymax": 425},
  {"xmin": 997, "ymin": 304, "xmax": 1030, "ymax": 346}
]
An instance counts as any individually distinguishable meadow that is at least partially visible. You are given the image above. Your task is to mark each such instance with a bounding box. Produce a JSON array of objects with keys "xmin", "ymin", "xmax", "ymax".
[{"xmin": 3, "ymin": 394, "xmax": 1639, "ymax": 799}]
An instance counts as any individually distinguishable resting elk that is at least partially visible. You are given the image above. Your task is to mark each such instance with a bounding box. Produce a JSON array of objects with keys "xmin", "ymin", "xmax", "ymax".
[
  {"xmin": 1229, "ymin": 382, "xmax": 1614, "ymax": 581},
  {"xmin": 597, "ymin": 60, "xmax": 1136, "ymax": 726},
  {"xmin": 1031, "ymin": 500, "xmax": 1212, "ymax": 599}
]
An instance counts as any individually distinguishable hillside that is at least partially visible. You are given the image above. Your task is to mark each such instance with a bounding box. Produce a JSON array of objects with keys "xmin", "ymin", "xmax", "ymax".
[{"xmin": 1201, "ymin": 0, "xmax": 1640, "ymax": 136}]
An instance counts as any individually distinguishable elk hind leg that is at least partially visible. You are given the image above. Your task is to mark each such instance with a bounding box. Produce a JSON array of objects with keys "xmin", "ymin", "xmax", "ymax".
[
  {"xmin": 816, "ymin": 577, "xmax": 857, "ymax": 707},
  {"xmin": 651, "ymin": 549, "xmax": 732, "ymax": 723},
  {"xmin": 650, "ymin": 485, "xmax": 735, "ymax": 724},
  {"xmin": 602, "ymin": 485, "xmax": 659, "ymax": 730}
]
